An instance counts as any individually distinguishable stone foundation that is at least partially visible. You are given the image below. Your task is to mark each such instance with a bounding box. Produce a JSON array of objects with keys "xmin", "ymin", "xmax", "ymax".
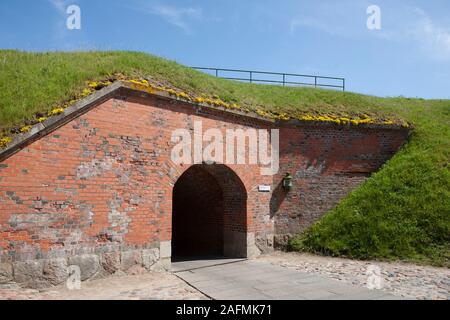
[{"xmin": 0, "ymin": 243, "xmax": 169, "ymax": 289}]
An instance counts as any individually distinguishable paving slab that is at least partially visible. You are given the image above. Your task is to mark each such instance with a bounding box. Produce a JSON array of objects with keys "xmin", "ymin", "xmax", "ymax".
[
  {"xmin": 171, "ymin": 257, "xmax": 245, "ymax": 272},
  {"xmin": 175, "ymin": 259, "xmax": 400, "ymax": 300}
]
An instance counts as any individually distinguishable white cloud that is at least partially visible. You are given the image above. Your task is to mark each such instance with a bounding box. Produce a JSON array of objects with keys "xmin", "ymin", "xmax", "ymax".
[
  {"xmin": 49, "ymin": 0, "xmax": 67, "ymax": 14},
  {"xmin": 288, "ymin": 2, "xmax": 450, "ymax": 61},
  {"xmin": 145, "ymin": 4, "xmax": 202, "ymax": 33},
  {"xmin": 48, "ymin": 0, "xmax": 70, "ymax": 40},
  {"xmin": 412, "ymin": 8, "xmax": 450, "ymax": 60}
]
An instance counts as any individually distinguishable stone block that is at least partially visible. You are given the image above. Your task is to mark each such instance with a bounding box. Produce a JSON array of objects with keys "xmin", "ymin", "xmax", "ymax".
[
  {"xmin": 68, "ymin": 254, "xmax": 100, "ymax": 281},
  {"xmin": 101, "ymin": 252, "xmax": 121, "ymax": 274},
  {"xmin": 247, "ymin": 232, "xmax": 261, "ymax": 258},
  {"xmin": 43, "ymin": 258, "xmax": 68, "ymax": 286},
  {"xmin": 0, "ymin": 263, "xmax": 13, "ymax": 284},
  {"xmin": 13, "ymin": 260, "xmax": 44, "ymax": 288},
  {"xmin": 120, "ymin": 250, "xmax": 142, "ymax": 271},
  {"xmin": 142, "ymin": 248, "xmax": 160, "ymax": 270},
  {"xmin": 159, "ymin": 241, "xmax": 171, "ymax": 259}
]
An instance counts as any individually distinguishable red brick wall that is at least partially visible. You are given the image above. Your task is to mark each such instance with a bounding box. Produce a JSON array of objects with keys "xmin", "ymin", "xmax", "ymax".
[
  {"xmin": 272, "ymin": 126, "xmax": 409, "ymax": 246},
  {"xmin": 0, "ymin": 92, "xmax": 409, "ymax": 263},
  {"xmin": 0, "ymin": 94, "xmax": 272, "ymax": 263}
]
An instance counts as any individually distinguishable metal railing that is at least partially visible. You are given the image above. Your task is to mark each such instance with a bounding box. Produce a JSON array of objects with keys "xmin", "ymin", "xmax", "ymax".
[{"xmin": 191, "ymin": 67, "xmax": 345, "ymax": 91}]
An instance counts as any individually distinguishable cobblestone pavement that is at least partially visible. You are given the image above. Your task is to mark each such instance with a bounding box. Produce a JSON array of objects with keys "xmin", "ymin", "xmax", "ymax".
[
  {"xmin": 258, "ymin": 252, "xmax": 450, "ymax": 300},
  {"xmin": 0, "ymin": 252, "xmax": 448, "ymax": 300},
  {"xmin": 0, "ymin": 271, "xmax": 207, "ymax": 300}
]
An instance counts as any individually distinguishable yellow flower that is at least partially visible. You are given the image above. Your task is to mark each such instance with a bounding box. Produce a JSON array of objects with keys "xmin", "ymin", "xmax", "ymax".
[
  {"xmin": 358, "ymin": 118, "xmax": 374, "ymax": 124},
  {"xmin": 278, "ymin": 113, "xmax": 290, "ymax": 120},
  {"xmin": 213, "ymin": 99, "xmax": 227, "ymax": 107},
  {"xmin": 37, "ymin": 117, "xmax": 47, "ymax": 123},
  {"xmin": 129, "ymin": 79, "xmax": 148, "ymax": 86},
  {"xmin": 81, "ymin": 88, "xmax": 92, "ymax": 96},
  {"xmin": 0, "ymin": 137, "xmax": 12, "ymax": 148},
  {"xmin": 48, "ymin": 107, "xmax": 64, "ymax": 116},
  {"xmin": 301, "ymin": 115, "xmax": 314, "ymax": 121},
  {"xmin": 176, "ymin": 92, "xmax": 190, "ymax": 99},
  {"xmin": 20, "ymin": 125, "xmax": 33, "ymax": 133}
]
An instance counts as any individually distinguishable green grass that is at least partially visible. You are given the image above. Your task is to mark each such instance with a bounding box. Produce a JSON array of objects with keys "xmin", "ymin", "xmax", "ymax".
[
  {"xmin": 0, "ymin": 50, "xmax": 409, "ymax": 130},
  {"xmin": 290, "ymin": 104, "xmax": 450, "ymax": 266},
  {"xmin": 1, "ymin": 50, "xmax": 449, "ymax": 266}
]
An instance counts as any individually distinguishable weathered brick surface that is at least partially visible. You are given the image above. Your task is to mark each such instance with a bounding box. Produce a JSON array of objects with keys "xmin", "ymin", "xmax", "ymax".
[
  {"xmin": 272, "ymin": 126, "xmax": 408, "ymax": 246},
  {"xmin": 0, "ymin": 91, "xmax": 408, "ymax": 282}
]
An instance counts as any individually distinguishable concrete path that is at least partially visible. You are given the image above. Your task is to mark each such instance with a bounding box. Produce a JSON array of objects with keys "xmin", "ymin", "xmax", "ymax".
[
  {"xmin": 174, "ymin": 259, "xmax": 399, "ymax": 300},
  {"xmin": 171, "ymin": 257, "xmax": 246, "ymax": 272}
]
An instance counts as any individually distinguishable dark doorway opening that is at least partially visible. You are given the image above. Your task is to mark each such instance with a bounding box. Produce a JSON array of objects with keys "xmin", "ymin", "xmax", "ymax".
[
  {"xmin": 172, "ymin": 165, "xmax": 224, "ymax": 260},
  {"xmin": 171, "ymin": 164, "xmax": 247, "ymax": 262}
]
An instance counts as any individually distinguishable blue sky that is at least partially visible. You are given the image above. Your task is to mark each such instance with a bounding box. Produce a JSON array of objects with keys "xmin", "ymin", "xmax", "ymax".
[{"xmin": 1, "ymin": 0, "xmax": 449, "ymax": 99}]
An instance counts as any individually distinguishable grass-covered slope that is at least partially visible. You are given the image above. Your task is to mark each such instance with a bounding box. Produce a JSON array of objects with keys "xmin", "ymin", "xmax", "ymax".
[
  {"xmin": 0, "ymin": 50, "xmax": 408, "ymax": 131},
  {"xmin": 291, "ymin": 104, "xmax": 450, "ymax": 267},
  {"xmin": 0, "ymin": 50, "xmax": 449, "ymax": 266}
]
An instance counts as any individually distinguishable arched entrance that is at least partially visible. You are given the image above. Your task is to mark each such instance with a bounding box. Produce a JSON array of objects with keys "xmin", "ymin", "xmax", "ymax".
[{"xmin": 171, "ymin": 164, "xmax": 247, "ymax": 261}]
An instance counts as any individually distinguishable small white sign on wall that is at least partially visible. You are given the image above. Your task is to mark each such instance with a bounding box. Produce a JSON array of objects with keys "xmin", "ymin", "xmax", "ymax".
[{"xmin": 258, "ymin": 185, "xmax": 271, "ymax": 192}]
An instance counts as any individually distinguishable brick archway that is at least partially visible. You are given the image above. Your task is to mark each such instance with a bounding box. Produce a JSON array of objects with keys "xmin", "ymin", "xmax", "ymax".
[{"xmin": 171, "ymin": 164, "xmax": 247, "ymax": 261}]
